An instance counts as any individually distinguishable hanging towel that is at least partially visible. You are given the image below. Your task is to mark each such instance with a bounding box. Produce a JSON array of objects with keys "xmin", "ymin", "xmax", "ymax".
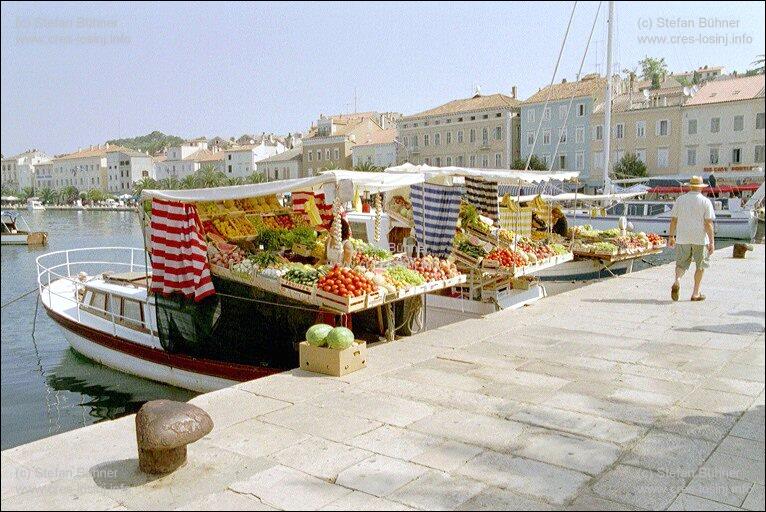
[
  {"xmin": 150, "ymin": 199, "xmax": 215, "ymax": 302},
  {"xmin": 465, "ymin": 176, "xmax": 499, "ymax": 223},
  {"xmin": 410, "ymin": 183, "xmax": 463, "ymax": 257}
]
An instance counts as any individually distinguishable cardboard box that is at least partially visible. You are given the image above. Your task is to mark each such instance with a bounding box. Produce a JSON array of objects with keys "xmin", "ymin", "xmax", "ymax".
[{"xmin": 299, "ymin": 341, "xmax": 367, "ymax": 377}]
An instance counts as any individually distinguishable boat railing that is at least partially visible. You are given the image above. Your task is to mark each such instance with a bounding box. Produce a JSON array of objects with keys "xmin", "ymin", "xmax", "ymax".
[{"xmin": 36, "ymin": 247, "xmax": 152, "ymax": 334}]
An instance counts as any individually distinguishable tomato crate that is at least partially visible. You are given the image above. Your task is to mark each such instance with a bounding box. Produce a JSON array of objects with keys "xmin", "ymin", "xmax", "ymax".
[
  {"xmin": 316, "ymin": 289, "xmax": 368, "ymax": 313},
  {"xmin": 280, "ymin": 279, "xmax": 317, "ymax": 296},
  {"xmin": 365, "ymin": 289, "xmax": 385, "ymax": 308}
]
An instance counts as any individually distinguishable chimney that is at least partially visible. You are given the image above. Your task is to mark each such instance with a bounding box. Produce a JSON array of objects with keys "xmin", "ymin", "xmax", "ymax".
[
  {"xmin": 561, "ymin": 78, "xmax": 567, "ymax": 84},
  {"xmin": 511, "ymin": 85, "xmax": 517, "ymax": 99}
]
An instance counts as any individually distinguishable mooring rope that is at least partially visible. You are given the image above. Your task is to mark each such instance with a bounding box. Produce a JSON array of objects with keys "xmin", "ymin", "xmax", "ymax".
[{"xmin": 1, "ymin": 287, "xmax": 39, "ymax": 309}]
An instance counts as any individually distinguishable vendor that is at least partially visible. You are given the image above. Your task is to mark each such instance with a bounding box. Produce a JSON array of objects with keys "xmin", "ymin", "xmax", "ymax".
[
  {"xmin": 551, "ymin": 206, "xmax": 569, "ymax": 237},
  {"xmin": 325, "ymin": 216, "xmax": 356, "ymax": 266},
  {"xmin": 531, "ymin": 212, "xmax": 548, "ymax": 231}
]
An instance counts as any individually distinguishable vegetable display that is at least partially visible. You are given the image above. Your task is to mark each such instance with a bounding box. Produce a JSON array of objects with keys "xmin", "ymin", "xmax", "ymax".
[
  {"xmin": 485, "ymin": 248, "xmax": 527, "ymax": 268},
  {"xmin": 407, "ymin": 256, "xmax": 459, "ymax": 281},
  {"xmin": 384, "ymin": 266, "xmax": 425, "ymax": 287},
  {"xmin": 325, "ymin": 327, "xmax": 355, "ymax": 350},
  {"xmin": 456, "ymin": 239, "xmax": 487, "ymax": 259},
  {"xmin": 306, "ymin": 324, "xmax": 333, "ymax": 347},
  {"xmin": 317, "ymin": 266, "xmax": 376, "ymax": 298},
  {"xmin": 283, "ymin": 265, "xmax": 321, "ymax": 286}
]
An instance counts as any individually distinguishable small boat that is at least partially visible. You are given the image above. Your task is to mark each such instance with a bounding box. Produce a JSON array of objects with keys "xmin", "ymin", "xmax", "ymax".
[
  {"xmin": 27, "ymin": 198, "xmax": 46, "ymax": 211},
  {"xmin": 1, "ymin": 210, "xmax": 48, "ymax": 245},
  {"xmin": 37, "ymin": 247, "xmax": 280, "ymax": 392}
]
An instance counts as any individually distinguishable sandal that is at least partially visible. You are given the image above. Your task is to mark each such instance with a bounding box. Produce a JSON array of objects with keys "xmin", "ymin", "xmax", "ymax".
[
  {"xmin": 671, "ymin": 283, "xmax": 680, "ymax": 301},
  {"xmin": 691, "ymin": 295, "xmax": 706, "ymax": 302}
]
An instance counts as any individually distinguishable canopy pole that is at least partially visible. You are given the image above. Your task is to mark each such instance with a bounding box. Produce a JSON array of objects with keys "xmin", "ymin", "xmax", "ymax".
[{"xmin": 602, "ymin": 0, "xmax": 615, "ymax": 194}]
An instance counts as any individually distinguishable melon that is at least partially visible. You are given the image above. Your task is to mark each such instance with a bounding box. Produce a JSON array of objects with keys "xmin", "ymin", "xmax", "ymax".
[
  {"xmin": 306, "ymin": 324, "xmax": 333, "ymax": 347},
  {"xmin": 325, "ymin": 327, "xmax": 355, "ymax": 350}
]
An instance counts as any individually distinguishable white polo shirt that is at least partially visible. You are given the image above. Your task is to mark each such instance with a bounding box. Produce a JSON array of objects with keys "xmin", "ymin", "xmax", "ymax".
[{"xmin": 670, "ymin": 191, "xmax": 716, "ymax": 245}]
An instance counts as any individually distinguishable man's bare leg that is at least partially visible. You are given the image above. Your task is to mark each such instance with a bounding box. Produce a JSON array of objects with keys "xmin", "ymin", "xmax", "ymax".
[{"xmin": 692, "ymin": 268, "xmax": 704, "ymax": 298}]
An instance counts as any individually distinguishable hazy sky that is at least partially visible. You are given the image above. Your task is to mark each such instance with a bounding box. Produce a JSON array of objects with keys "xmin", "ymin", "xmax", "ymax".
[{"xmin": 2, "ymin": 1, "xmax": 764, "ymax": 156}]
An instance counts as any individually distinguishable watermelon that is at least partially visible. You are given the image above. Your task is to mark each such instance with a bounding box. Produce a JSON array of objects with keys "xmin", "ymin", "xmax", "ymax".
[
  {"xmin": 306, "ymin": 324, "xmax": 333, "ymax": 347},
  {"xmin": 326, "ymin": 327, "xmax": 354, "ymax": 350}
]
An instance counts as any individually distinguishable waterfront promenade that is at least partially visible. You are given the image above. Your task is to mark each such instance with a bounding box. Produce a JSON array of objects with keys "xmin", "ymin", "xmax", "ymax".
[{"xmin": 2, "ymin": 246, "xmax": 764, "ymax": 511}]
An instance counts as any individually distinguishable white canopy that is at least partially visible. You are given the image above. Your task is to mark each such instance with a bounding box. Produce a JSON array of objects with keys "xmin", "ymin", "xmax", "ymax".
[
  {"xmin": 319, "ymin": 170, "xmax": 425, "ymax": 192},
  {"xmin": 509, "ymin": 191, "xmax": 647, "ymax": 204},
  {"xmin": 1, "ymin": 196, "xmax": 20, "ymax": 201},
  {"xmin": 385, "ymin": 163, "xmax": 580, "ymax": 184}
]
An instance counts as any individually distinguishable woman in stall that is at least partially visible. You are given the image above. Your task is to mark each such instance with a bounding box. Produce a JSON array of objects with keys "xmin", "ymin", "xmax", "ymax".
[{"xmin": 550, "ymin": 206, "xmax": 569, "ymax": 237}]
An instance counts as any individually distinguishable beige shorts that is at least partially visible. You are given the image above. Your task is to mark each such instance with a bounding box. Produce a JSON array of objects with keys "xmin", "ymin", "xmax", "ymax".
[{"xmin": 676, "ymin": 244, "xmax": 710, "ymax": 271}]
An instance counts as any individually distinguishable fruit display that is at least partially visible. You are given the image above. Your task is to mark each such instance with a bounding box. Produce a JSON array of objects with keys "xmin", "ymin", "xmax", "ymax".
[
  {"xmin": 516, "ymin": 237, "xmax": 557, "ymax": 262},
  {"xmin": 196, "ymin": 201, "xmax": 228, "ymax": 218},
  {"xmin": 455, "ymin": 239, "xmax": 487, "ymax": 259},
  {"xmin": 317, "ymin": 266, "xmax": 376, "ymax": 298},
  {"xmin": 262, "ymin": 214, "xmax": 295, "ymax": 230},
  {"xmin": 498, "ymin": 229, "xmax": 516, "ymax": 244},
  {"xmin": 388, "ymin": 195, "xmax": 413, "ymax": 222},
  {"xmin": 350, "ymin": 238, "xmax": 393, "ymax": 260},
  {"xmin": 549, "ymin": 243, "xmax": 570, "ymax": 256},
  {"xmin": 485, "ymin": 248, "xmax": 528, "ymax": 269},
  {"xmin": 202, "ymin": 219, "xmax": 222, "ymax": 237},
  {"xmin": 407, "ymin": 256, "xmax": 460, "ymax": 281},
  {"xmin": 283, "ymin": 265, "xmax": 322, "ymax": 286},
  {"xmin": 647, "ymin": 233, "xmax": 665, "ymax": 246},
  {"xmin": 208, "ymin": 242, "xmax": 246, "ymax": 268},
  {"xmin": 233, "ymin": 195, "xmax": 282, "ymax": 213},
  {"xmin": 384, "ymin": 266, "xmax": 426, "ymax": 288},
  {"xmin": 211, "ymin": 216, "xmax": 257, "ymax": 239},
  {"xmin": 460, "ymin": 202, "xmax": 493, "ymax": 233}
]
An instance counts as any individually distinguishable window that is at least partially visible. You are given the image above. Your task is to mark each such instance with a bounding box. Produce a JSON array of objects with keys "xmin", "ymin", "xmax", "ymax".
[
  {"xmin": 527, "ymin": 110, "xmax": 535, "ymax": 123},
  {"xmin": 424, "ymin": 134, "xmax": 429, "ymax": 146},
  {"xmin": 424, "ymin": 158, "xmax": 430, "ymax": 165},
  {"xmin": 733, "ymin": 115, "xmax": 744, "ymax": 132},
  {"xmin": 333, "ymin": 148, "xmax": 339, "ymax": 160},
  {"xmin": 412, "ymin": 135, "xmax": 419, "ymax": 147},
  {"xmin": 469, "ymin": 129, "xmax": 476, "ymax": 143},
  {"xmin": 594, "ymin": 125, "xmax": 603, "ymax": 141},
  {"xmin": 228, "ymin": 154, "xmax": 232, "ymax": 160},
  {"xmin": 657, "ymin": 148, "xmax": 670, "ymax": 168},
  {"xmin": 543, "ymin": 107, "xmax": 551, "ymax": 121},
  {"xmin": 119, "ymin": 298, "xmax": 145, "ymax": 330},
  {"xmin": 711, "ymin": 117, "xmax": 720, "ymax": 133},
  {"xmin": 615, "ymin": 149, "xmax": 625, "ymax": 163},
  {"xmin": 635, "ymin": 149, "xmax": 646, "ymax": 163},
  {"xmin": 494, "ymin": 126, "xmax": 502, "ymax": 140},
  {"xmin": 446, "ymin": 156, "xmax": 452, "ymax": 166},
  {"xmin": 325, "ymin": 149, "xmax": 331, "ymax": 160},
  {"xmin": 434, "ymin": 133, "xmax": 440, "ymax": 146},
  {"xmin": 469, "ymin": 155, "xmax": 476, "ymax": 166},
  {"xmin": 732, "ymin": 148, "xmax": 742, "ymax": 164},
  {"xmin": 527, "ymin": 131, "xmax": 535, "ymax": 145},
  {"xmin": 435, "ymin": 157, "xmax": 441, "ymax": 166},
  {"xmin": 657, "ymin": 119, "xmax": 670, "ymax": 136},
  {"xmin": 558, "ymin": 155, "xmax": 566, "ymax": 170},
  {"xmin": 316, "ymin": 150, "xmax": 322, "ymax": 161},
  {"xmin": 687, "ymin": 119, "xmax": 697, "ymax": 135},
  {"xmin": 559, "ymin": 128, "xmax": 567, "ymax": 143},
  {"xmin": 228, "ymin": 165, "xmax": 232, "ymax": 173},
  {"xmin": 755, "ymin": 145, "xmax": 765, "ymax": 163},
  {"xmin": 446, "ymin": 131, "xmax": 452, "ymax": 144},
  {"xmin": 709, "ymin": 147, "xmax": 719, "ymax": 164},
  {"xmin": 495, "ymin": 153, "xmax": 502, "ymax": 167},
  {"xmin": 482, "ymin": 155, "xmax": 488, "ymax": 167},
  {"xmin": 577, "ymin": 103, "xmax": 586, "ymax": 117},
  {"xmin": 457, "ymin": 155, "xmax": 464, "ymax": 166},
  {"xmin": 482, "ymin": 128, "xmax": 488, "ymax": 144},
  {"xmin": 559, "ymin": 105, "xmax": 567, "ymax": 120},
  {"xmin": 687, "ymin": 148, "xmax": 697, "ymax": 166},
  {"xmin": 757, "ymin": 112, "xmax": 765, "ymax": 129},
  {"xmin": 543, "ymin": 130, "xmax": 551, "ymax": 145},
  {"xmin": 457, "ymin": 131, "xmax": 463, "ymax": 143},
  {"xmin": 575, "ymin": 126, "xmax": 584, "ymax": 143},
  {"xmin": 615, "ymin": 123, "xmax": 624, "ymax": 139},
  {"xmin": 575, "ymin": 151, "xmax": 584, "ymax": 170}
]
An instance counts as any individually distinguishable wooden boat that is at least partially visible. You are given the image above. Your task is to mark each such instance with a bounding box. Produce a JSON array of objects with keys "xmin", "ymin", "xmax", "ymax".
[{"xmin": 1, "ymin": 210, "xmax": 48, "ymax": 245}]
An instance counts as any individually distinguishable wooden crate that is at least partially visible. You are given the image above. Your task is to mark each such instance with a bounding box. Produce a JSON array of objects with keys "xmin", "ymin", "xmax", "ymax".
[
  {"xmin": 464, "ymin": 227, "xmax": 497, "ymax": 246},
  {"xmin": 316, "ymin": 289, "xmax": 368, "ymax": 313}
]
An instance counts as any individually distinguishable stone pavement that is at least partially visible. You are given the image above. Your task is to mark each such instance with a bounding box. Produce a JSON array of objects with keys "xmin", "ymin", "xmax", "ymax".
[{"xmin": 2, "ymin": 246, "xmax": 764, "ymax": 511}]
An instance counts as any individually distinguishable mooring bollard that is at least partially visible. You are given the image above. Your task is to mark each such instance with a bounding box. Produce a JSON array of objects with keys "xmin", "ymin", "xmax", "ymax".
[
  {"xmin": 733, "ymin": 243, "xmax": 753, "ymax": 259},
  {"xmin": 135, "ymin": 400, "xmax": 213, "ymax": 474}
]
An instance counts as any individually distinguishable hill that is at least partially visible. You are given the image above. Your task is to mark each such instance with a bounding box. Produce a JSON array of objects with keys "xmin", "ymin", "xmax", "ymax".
[{"xmin": 106, "ymin": 131, "xmax": 185, "ymax": 155}]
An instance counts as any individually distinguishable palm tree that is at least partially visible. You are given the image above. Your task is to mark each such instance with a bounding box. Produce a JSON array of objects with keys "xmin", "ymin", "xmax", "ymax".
[
  {"xmin": 752, "ymin": 54, "xmax": 765, "ymax": 74},
  {"xmin": 133, "ymin": 177, "xmax": 158, "ymax": 196},
  {"xmin": 58, "ymin": 185, "xmax": 80, "ymax": 204},
  {"xmin": 19, "ymin": 186, "xmax": 35, "ymax": 200},
  {"xmin": 226, "ymin": 176, "xmax": 245, "ymax": 186},
  {"xmin": 38, "ymin": 188, "xmax": 56, "ymax": 204},
  {"xmin": 353, "ymin": 161, "xmax": 382, "ymax": 173},
  {"xmin": 639, "ymin": 57, "xmax": 668, "ymax": 88},
  {"xmin": 246, "ymin": 172, "xmax": 265, "ymax": 184},
  {"xmin": 195, "ymin": 164, "xmax": 227, "ymax": 188}
]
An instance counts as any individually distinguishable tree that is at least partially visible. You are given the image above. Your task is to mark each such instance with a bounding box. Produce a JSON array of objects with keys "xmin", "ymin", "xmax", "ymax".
[
  {"xmin": 38, "ymin": 188, "xmax": 56, "ymax": 204},
  {"xmin": 193, "ymin": 164, "xmax": 227, "ymax": 188},
  {"xmin": 246, "ymin": 172, "xmax": 265, "ymax": 184},
  {"xmin": 1, "ymin": 185, "xmax": 18, "ymax": 197},
  {"xmin": 639, "ymin": 57, "xmax": 668, "ymax": 88},
  {"xmin": 133, "ymin": 176, "xmax": 158, "ymax": 196},
  {"xmin": 322, "ymin": 161, "xmax": 341, "ymax": 171},
  {"xmin": 353, "ymin": 162, "xmax": 382, "ymax": 173},
  {"xmin": 86, "ymin": 188, "xmax": 109, "ymax": 203},
  {"xmin": 226, "ymin": 176, "xmax": 245, "ymax": 186},
  {"xmin": 613, "ymin": 152, "xmax": 647, "ymax": 179},
  {"xmin": 752, "ymin": 54, "xmax": 764, "ymax": 74},
  {"xmin": 511, "ymin": 155, "xmax": 548, "ymax": 171},
  {"xmin": 58, "ymin": 185, "xmax": 80, "ymax": 204},
  {"xmin": 19, "ymin": 187, "xmax": 35, "ymax": 200}
]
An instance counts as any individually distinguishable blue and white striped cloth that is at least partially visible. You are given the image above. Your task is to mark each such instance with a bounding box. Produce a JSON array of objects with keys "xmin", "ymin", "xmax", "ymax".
[
  {"xmin": 410, "ymin": 183, "xmax": 463, "ymax": 257},
  {"xmin": 465, "ymin": 176, "xmax": 499, "ymax": 223}
]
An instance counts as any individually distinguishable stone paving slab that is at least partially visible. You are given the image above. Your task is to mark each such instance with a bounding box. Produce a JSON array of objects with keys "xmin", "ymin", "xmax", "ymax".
[{"xmin": 2, "ymin": 245, "xmax": 764, "ymax": 510}]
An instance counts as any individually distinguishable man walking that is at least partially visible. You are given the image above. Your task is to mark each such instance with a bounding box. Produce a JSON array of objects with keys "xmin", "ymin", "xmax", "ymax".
[{"xmin": 668, "ymin": 176, "xmax": 716, "ymax": 301}]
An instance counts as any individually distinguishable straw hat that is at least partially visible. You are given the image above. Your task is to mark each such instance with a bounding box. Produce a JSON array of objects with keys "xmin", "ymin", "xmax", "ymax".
[{"xmin": 685, "ymin": 175, "xmax": 707, "ymax": 189}]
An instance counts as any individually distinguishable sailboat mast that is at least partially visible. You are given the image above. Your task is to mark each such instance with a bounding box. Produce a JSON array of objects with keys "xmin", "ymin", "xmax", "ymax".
[{"xmin": 602, "ymin": 0, "xmax": 615, "ymax": 192}]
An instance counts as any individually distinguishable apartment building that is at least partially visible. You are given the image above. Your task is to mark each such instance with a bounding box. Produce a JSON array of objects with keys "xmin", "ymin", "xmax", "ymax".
[
  {"xmin": 681, "ymin": 74, "xmax": 765, "ymax": 175},
  {"xmin": 154, "ymin": 138, "xmax": 224, "ymax": 180},
  {"xmin": 1, "ymin": 149, "xmax": 51, "ymax": 191},
  {"xmin": 302, "ymin": 113, "xmax": 393, "ymax": 176},
  {"xmin": 351, "ymin": 128, "xmax": 397, "ymax": 169},
  {"xmin": 46, "ymin": 144, "xmax": 138, "ymax": 192},
  {"xmin": 223, "ymin": 139, "xmax": 286, "ymax": 179},
  {"xmin": 397, "ymin": 90, "xmax": 521, "ymax": 169},
  {"xmin": 259, "ymin": 147, "xmax": 303, "ymax": 181},
  {"xmin": 591, "ymin": 85, "xmax": 688, "ymax": 178},
  {"xmin": 106, "ymin": 148, "xmax": 154, "ymax": 193},
  {"xmin": 521, "ymin": 74, "xmax": 616, "ymax": 183}
]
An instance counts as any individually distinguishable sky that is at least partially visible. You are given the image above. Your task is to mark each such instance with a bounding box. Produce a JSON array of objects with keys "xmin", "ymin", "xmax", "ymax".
[{"xmin": 2, "ymin": 1, "xmax": 764, "ymax": 156}]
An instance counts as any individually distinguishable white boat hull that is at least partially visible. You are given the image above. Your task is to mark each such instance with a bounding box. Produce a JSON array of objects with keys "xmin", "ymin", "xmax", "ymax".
[
  {"xmin": 536, "ymin": 258, "xmax": 633, "ymax": 281},
  {"xmin": 1, "ymin": 233, "xmax": 29, "ymax": 245},
  {"xmin": 425, "ymin": 285, "xmax": 546, "ymax": 328},
  {"xmin": 59, "ymin": 323, "xmax": 237, "ymax": 393},
  {"xmin": 568, "ymin": 214, "xmax": 756, "ymax": 240}
]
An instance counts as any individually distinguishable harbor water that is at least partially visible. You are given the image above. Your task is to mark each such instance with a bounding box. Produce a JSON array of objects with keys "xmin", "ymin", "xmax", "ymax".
[{"xmin": 0, "ymin": 210, "xmax": 745, "ymax": 449}]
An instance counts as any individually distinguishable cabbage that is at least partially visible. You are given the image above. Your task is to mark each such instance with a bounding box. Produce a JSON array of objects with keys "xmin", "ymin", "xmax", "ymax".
[
  {"xmin": 326, "ymin": 327, "xmax": 355, "ymax": 350},
  {"xmin": 306, "ymin": 324, "xmax": 333, "ymax": 347}
]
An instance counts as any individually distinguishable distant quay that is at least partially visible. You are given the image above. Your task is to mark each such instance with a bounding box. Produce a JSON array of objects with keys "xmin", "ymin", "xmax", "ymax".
[{"xmin": 3, "ymin": 205, "xmax": 137, "ymax": 212}]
